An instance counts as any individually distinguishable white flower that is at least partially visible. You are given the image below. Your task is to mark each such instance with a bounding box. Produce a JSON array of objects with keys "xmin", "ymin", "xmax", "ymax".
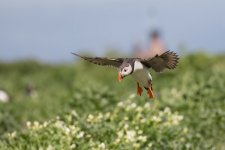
[
  {"xmin": 152, "ymin": 116, "xmax": 162, "ymax": 123},
  {"xmin": 64, "ymin": 127, "xmax": 70, "ymax": 135},
  {"xmin": 136, "ymin": 106, "xmax": 143, "ymax": 112},
  {"xmin": 126, "ymin": 130, "xmax": 136, "ymax": 142},
  {"xmin": 56, "ymin": 116, "xmax": 60, "ymax": 120},
  {"xmin": 148, "ymin": 143, "xmax": 153, "ymax": 148},
  {"xmin": 70, "ymin": 144, "xmax": 76, "ymax": 149},
  {"xmin": 97, "ymin": 113, "xmax": 103, "ymax": 120},
  {"xmin": 117, "ymin": 102, "xmax": 124, "ymax": 107},
  {"xmin": 140, "ymin": 118, "xmax": 146, "ymax": 123},
  {"xmin": 164, "ymin": 107, "xmax": 171, "ymax": 114},
  {"xmin": 178, "ymin": 115, "xmax": 184, "ymax": 121},
  {"xmin": 46, "ymin": 145, "xmax": 53, "ymax": 150},
  {"xmin": 159, "ymin": 111, "xmax": 164, "ymax": 117},
  {"xmin": 71, "ymin": 110, "xmax": 78, "ymax": 117},
  {"xmin": 138, "ymin": 135, "xmax": 147, "ymax": 142},
  {"xmin": 86, "ymin": 134, "xmax": 91, "ymax": 138},
  {"xmin": 69, "ymin": 125, "xmax": 79, "ymax": 134},
  {"xmin": 99, "ymin": 143, "xmax": 106, "ymax": 149},
  {"xmin": 32, "ymin": 121, "xmax": 41, "ymax": 129},
  {"xmin": 131, "ymin": 103, "xmax": 137, "ymax": 108},
  {"xmin": 105, "ymin": 112, "xmax": 111, "ymax": 118},
  {"xmin": 8, "ymin": 131, "xmax": 17, "ymax": 138},
  {"xmin": 117, "ymin": 131, "xmax": 124, "ymax": 138},
  {"xmin": 124, "ymin": 124, "xmax": 129, "ymax": 129},
  {"xmin": 183, "ymin": 127, "xmax": 188, "ymax": 134},
  {"xmin": 129, "ymin": 93, "xmax": 136, "ymax": 99},
  {"xmin": 171, "ymin": 114, "xmax": 184, "ymax": 125},
  {"xmin": 43, "ymin": 121, "xmax": 48, "ymax": 127},
  {"xmin": 87, "ymin": 114, "xmax": 94, "ymax": 123},
  {"xmin": 34, "ymin": 121, "xmax": 39, "ymax": 127},
  {"xmin": 133, "ymin": 143, "xmax": 140, "ymax": 148},
  {"xmin": 26, "ymin": 121, "xmax": 31, "ymax": 128},
  {"xmin": 144, "ymin": 102, "xmax": 151, "ymax": 109},
  {"xmin": 54, "ymin": 120, "xmax": 64, "ymax": 129},
  {"xmin": 124, "ymin": 116, "xmax": 129, "ymax": 121},
  {"xmin": 137, "ymin": 130, "xmax": 143, "ymax": 135},
  {"xmin": 11, "ymin": 131, "xmax": 17, "ymax": 138},
  {"xmin": 77, "ymin": 131, "xmax": 84, "ymax": 139}
]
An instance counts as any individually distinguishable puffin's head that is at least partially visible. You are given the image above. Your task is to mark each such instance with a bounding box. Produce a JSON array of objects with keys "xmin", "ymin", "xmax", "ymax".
[{"xmin": 118, "ymin": 62, "xmax": 133, "ymax": 82}]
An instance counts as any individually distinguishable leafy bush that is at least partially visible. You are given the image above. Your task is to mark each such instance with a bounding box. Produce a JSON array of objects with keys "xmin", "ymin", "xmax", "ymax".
[
  {"xmin": 0, "ymin": 53, "xmax": 224, "ymax": 149},
  {"xmin": 1, "ymin": 95, "xmax": 198, "ymax": 149}
]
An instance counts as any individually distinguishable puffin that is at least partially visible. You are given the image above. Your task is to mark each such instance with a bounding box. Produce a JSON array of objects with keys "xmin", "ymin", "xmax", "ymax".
[{"xmin": 72, "ymin": 51, "xmax": 179, "ymax": 99}]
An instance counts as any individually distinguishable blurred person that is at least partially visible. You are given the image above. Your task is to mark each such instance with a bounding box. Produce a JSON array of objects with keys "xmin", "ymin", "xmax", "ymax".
[{"xmin": 135, "ymin": 30, "xmax": 165, "ymax": 59}]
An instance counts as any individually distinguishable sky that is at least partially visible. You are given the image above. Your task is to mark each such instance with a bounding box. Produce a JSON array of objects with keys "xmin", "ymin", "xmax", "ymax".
[{"xmin": 0, "ymin": 0, "xmax": 225, "ymax": 63}]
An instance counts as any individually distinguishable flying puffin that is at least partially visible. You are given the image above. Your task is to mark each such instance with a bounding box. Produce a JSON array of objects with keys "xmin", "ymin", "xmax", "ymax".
[{"xmin": 72, "ymin": 51, "xmax": 179, "ymax": 99}]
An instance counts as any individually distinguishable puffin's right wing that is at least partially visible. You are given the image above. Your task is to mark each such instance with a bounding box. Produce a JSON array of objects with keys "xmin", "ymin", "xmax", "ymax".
[
  {"xmin": 71, "ymin": 52, "xmax": 124, "ymax": 68},
  {"xmin": 141, "ymin": 51, "xmax": 179, "ymax": 72}
]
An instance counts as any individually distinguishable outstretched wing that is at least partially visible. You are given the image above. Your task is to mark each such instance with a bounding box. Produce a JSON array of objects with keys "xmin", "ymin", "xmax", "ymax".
[
  {"xmin": 141, "ymin": 51, "xmax": 179, "ymax": 72},
  {"xmin": 71, "ymin": 52, "xmax": 124, "ymax": 68}
]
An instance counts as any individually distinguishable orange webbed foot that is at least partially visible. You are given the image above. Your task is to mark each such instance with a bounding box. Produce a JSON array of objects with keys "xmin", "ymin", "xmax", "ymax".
[
  {"xmin": 147, "ymin": 84, "xmax": 154, "ymax": 99},
  {"xmin": 137, "ymin": 83, "xmax": 143, "ymax": 96}
]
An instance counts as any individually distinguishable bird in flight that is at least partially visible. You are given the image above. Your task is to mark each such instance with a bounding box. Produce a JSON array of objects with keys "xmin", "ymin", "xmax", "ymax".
[{"xmin": 71, "ymin": 51, "xmax": 179, "ymax": 99}]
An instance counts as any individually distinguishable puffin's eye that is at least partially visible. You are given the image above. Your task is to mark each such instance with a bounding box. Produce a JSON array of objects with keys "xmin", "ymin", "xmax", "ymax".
[{"xmin": 124, "ymin": 69, "xmax": 127, "ymax": 72}]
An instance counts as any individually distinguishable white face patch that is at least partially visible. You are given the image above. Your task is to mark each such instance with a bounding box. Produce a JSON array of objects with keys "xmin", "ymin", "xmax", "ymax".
[{"xmin": 120, "ymin": 64, "xmax": 132, "ymax": 77}]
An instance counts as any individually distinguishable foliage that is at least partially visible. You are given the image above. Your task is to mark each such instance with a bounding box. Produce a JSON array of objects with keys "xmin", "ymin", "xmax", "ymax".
[{"xmin": 0, "ymin": 52, "xmax": 224, "ymax": 149}]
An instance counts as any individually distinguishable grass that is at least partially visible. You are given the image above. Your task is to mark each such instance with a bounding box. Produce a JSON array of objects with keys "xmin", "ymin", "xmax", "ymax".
[{"xmin": 0, "ymin": 52, "xmax": 224, "ymax": 149}]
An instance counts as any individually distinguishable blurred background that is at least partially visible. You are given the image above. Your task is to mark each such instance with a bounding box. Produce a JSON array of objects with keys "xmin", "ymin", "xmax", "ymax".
[
  {"xmin": 0, "ymin": 0, "xmax": 225, "ymax": 63},
  {"xmin": 0, "ymin": 0, "xmax": 225, "ymax": 149}
]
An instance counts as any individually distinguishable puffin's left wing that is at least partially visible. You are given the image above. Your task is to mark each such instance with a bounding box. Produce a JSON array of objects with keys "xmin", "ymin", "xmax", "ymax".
[
  {"xmin": 71, "ymin": 52, "xmax": 124, "ymax": 68},
  {"xmin": 141, "ymin": 51, "xmax": 179, "ymax": 72}
]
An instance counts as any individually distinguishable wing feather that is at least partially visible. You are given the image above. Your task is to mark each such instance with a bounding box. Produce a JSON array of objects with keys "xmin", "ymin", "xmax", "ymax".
[
  {"xmin": 141, "ymin": 51, "xmax": 179, "ymax": 72},
  {"xmin": 71, "ymin": 52, "xmax": 124, "ymax": 68}
]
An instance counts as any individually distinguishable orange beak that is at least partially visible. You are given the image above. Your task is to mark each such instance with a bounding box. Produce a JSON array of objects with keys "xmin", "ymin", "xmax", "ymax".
[{"xmin": 118, "ymin": 72, "xmax": 123, "ymax": 82}]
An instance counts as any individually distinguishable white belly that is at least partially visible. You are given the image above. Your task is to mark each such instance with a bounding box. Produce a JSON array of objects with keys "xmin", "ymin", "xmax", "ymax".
[{"xmin": 131, "ymin": 69, "xmax": 152, "ymax": 88}]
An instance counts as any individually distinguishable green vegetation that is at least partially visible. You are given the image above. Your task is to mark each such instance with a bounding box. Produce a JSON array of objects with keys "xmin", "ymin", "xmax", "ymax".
[{"xmin": 0, "ymin": 53, "xmax": 224, "ymax": 149}]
